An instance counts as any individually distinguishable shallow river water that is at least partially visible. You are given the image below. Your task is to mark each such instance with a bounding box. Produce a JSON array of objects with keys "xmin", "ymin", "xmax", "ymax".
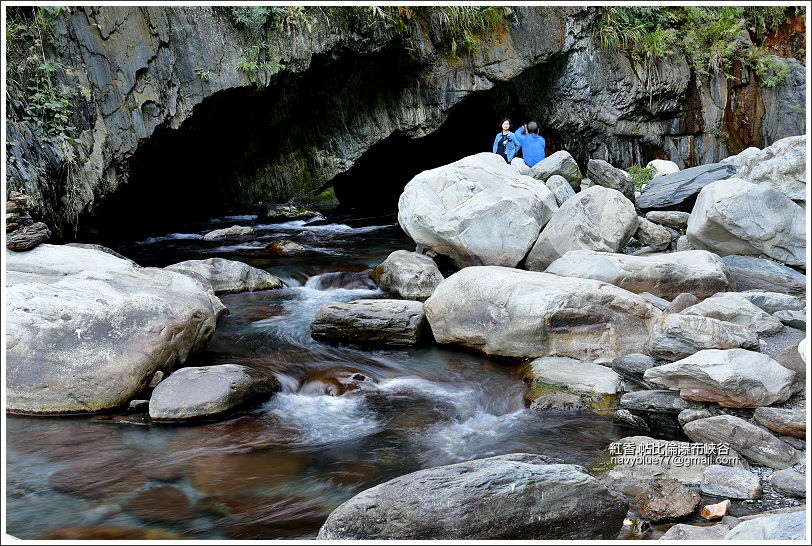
[{"xmin": 6, "ymin": 211, "xmax": 631, "ymax": 540}]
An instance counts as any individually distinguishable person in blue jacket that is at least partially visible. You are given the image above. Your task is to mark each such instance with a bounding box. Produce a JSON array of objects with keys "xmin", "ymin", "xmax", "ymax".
[
  {"xmin": 492, "ymin": 118, "xmax": 520, "ymax": 163},
  {"xmin": 514, "ymin": 121, "xmax": 546, "ymax": 167}
]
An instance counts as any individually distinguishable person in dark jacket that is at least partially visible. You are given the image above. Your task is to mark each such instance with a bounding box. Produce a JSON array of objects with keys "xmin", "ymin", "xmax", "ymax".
[
  {"xmin": 492, "ymin": 118, "xmax": 520, "ymax": 163},
  {"xmin": 514, "ymin": 121, "xmax": 546, "ymax": 167}
]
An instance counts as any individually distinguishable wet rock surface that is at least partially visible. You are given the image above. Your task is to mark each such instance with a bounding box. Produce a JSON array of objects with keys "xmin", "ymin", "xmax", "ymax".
[
  {"xmin": 166, "ymin": 257, "xmax": 283, "ymax": 294},
  {"xmin": 311, "ymin": 299, "xmax": 427, "ymax": 346},
  {"xmin": 371, "ymin": 250, "xmax": 444, "ymax": 301}
]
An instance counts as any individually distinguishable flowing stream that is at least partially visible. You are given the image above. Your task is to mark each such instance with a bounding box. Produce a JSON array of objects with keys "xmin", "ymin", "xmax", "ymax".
[{"xmin": 6, "ymin": 211, "xmax": 628, "ymax": 540}]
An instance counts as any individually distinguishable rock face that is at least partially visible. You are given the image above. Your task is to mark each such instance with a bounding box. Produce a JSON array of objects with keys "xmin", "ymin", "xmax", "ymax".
[
  {"xmin": 525, "ymin": 186, "xmax": 638, "ymax": 272},
  {"xmin": 545, "ymin": 174, "xmax": 576, "ymax": 206},
  {"xmin": 631, "ymin": 479, "xmax": 700, "ymax": 521},
  {"xmin": 398, "ymin": 153, "xmax": 558, "ymax": 267},
  {"xmin": 317, "ymin": 453, "xmax": 628, "ymax": 540},
  {"xmin": 634, "ymin": 217, "xmax": 672, "ymax": 251},
  {"xmin": 311, "ymin": 299, "xmax": 427, "ymax": 346},
  {"xmin": 734, "ymin": 135, "xmax": 806, "ymax": 204},
  {"xmin": 424, "ymin": 266, "xmax": 660, "ymax": 361},
  {"xmin": 724, "ymin": 510, "xmax": 806, "ymax": 540},
  {"xmin": 680, "ymin": 293, "xmax": 784, "ymax": 335},
  {"xmin": 529, "ymin": 150, "xmax": 582, "ymax": 187},
  {"xmin": 636, "ymin": 162, "xmax": 736, "ymax": 211},
  {"xmin": 646, "ymin": 314, "xmax": 759, "ymax": 361},
  {"xmin": 587, "ymin": 159, "xmax": 635, "ymax": 201},
  {"xmin": 753, "ymin": 407, "xmax": 805, "ymax": 438},
  {"xmin": 149, "ymin": 364, "xmax": 278, "ymax": 421},
  {"xmin": 203, "ymin": 225, "xmax": 254, "ymax": 239},
  {"xmin": 645, "ymin": 210, "xmax": 690, "ymax": 230},
  {"xmin": 544, "ymin": 250, "xmax": 732, "ymax": 300},
  {"xmin": 166, "ymin": 258, "xmax": 283, "ymax": 294},
  {"xmin": 682, "ymin": 415, "xmax": 803, "ymax": 469},
  {"xmin": 722, "ymin": 255, "xmax": 806, "ymax": 295},
  {"xmin": 643, "ymin": 349, "xmax": 796, "ymax": 408},
  {"xmin": 700, "ymin": 465, "xmax": 762, "ymax": 499},
  {"xmin": 686, "ymin": 178, "xmax": 806, "ymax": 267},
  {"xmin": 6, "ymin": 244, "xmax": 223, "ymax": 414},
  {"xmin": 371, "ymin": 250, "xmax": 443, "ymax": 301}
]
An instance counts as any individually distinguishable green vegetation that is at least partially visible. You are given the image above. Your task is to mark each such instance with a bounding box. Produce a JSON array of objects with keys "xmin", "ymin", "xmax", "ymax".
[
  {"xmin": 627, "ymin": 165, "xmax": 655, "ymax": 191},
  {"xmin": 594, "ymin": 6, "xmax": 800, "ymax": 86},
  {"xmin": 195, "ymin": 68, "xmax": 213, "ymax": 82}
]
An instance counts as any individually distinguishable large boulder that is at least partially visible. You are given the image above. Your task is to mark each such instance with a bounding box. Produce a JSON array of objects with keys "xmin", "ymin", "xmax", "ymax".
[
  {"xmin": 311, "ymin": 299, "xmax": 427, "ymax": 346},
  {"xmin": 544, "ymin": 250, "xmax": 732, "ymax": 300},
  {"xmin": 149, "ymin": 364, "xmax": 278, "ymax": 421},
  {"xmin": 686, "ymin": 178, "xmax": 806, "ymax": 267},
  {"xmin": 679, "ymin": 293, "xmax": 784, "ymax": 335},
  {"xmin": 646, "ymin": 159, "xmax": 680, "ymax": 178},
  {"xmin": 631, "ymin": 479, "xmax": 700, "ymax": 521},
  {"xmin": 6, "ymin": 245, "xmax": 224, "ymax": 414},
  {"xmin": 721, "ymin": 255, "xmax": 806, "ymax": 295},
  {"xmin": 683, "ymin": 415, "xmax": 803, "ymax": 469},
  {"xmin": 769, "ymin": 469, "xmax": 806, "ymax": 498},
  {"xmin": 370, "ymin": 250, "xmax": 443, "ymax": 301},
  {"xmin": 643, "ymin": 349, "xmax": 796, "ymax": 408},
  {"xmin": 166, "ymin": 258, "xmax": 283, "ymax": 295},
  {"xmin": 700, "ymin": 465, "xmax": 763, "ymax": 499},
  {"xmin": 525, "ymin": 186, "xmax": 638, "ymax": 272},
  {"xmin": 724, "ymin": 509, "xmax": 806, "ymax": 540},
  {"xmin": 587, "ymin": 159, "xmax": 635, "ymax": 202},
  {"xmin": 646, "ymin": 313, "xmax": 759, "ymax": 361},
  {"xmin": 317, "ymin": 453, "xmax": 628, "ymax": 540},
  {"xmin": 397, "ymin": 153, "xmax": 558, "ymax": 267},
  {"xmin": 636, "ymin": 162, "xmax": 736, "ymax": 211},
  {"xmin": 529, "ymin": 150, "xmax": 582, "ymax": 188},
  {"xmin": 734, "ymin": 135, "xmax": 806, "ymax": 205},
  {"xmin": 424, "ymin": 266, "xmax": 660, "ymax": 362}
]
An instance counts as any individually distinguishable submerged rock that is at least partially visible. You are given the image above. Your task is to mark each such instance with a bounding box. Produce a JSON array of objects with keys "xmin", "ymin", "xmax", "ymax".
[
  {"xmin": 317, "ymin": 453, "xmax": 628, "ymax": 540},
  {"xmin": 721, "ymin": 255, "xmax": 806, "ymax": 295},
  {"xmin": 202, "ymin": 225, "xmax": 255, "ymax": 239},
  {"xmin": 525, "ymin": 186, "xmax": 638, "ymax": 271},
  {"xmin": 121, "ymin": 486, "xmax": 193, "ymax": 523},
  {"xmin": 683, "ymin": 415, "xmax": 803, "ymax": 469},
  {"xmin": 48, "ymin": 453, "xmax": 145, "ymax": 500},
  {"xmin": 311, "ymin": 299, "xmax": 427, "ymax": 346},
  {"xmin": 686, "ymin": 178, "xmax": 806, "ymax": 267},
  {"xmin": 424, "ymin": 266, "xmax": 660, "ymax": 362},
  {"xmin": 6, "ymin": 244, "xmax": 223, "ymax": 414},
  {"xmin": 646, "ymin": 313, "xmax": 759, "ymax": 361},
  {"xmin": 371, "ymin": 250, "xmax": 443, "ymax": 301},
  {"xmin": 635, "ymin": 162, "xmax": 736, "ymax": 211},
  {"xmin": 544, "ymin": 250, "xmax": 732, "ymax": 300},
  {"xmin": 166, "ymin": 257, "xmax": 283, "ymax": 294},
  {"xmin": 149, "ymin": 364, "xmax": 279, "ymax": 421},
  {"xmin": 643, "ymin": 349, "xmax": 795, "ymax": 408},
  {"xmin": 398, "ymin": 153, "xmax": 558, "ymax": 267},
  {"xmin": 265, "ymin": 240, "xmax": 308, "ymax": 254}
]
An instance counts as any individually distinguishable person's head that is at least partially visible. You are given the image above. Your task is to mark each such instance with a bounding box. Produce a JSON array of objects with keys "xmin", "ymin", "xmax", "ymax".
[
  {"xmin": 527, "ymin": 121, "xmax": 539, "ymax": 134},
  {"xmin": 500, "ymin": 118, "xmax": 511, "ymax": 132}
]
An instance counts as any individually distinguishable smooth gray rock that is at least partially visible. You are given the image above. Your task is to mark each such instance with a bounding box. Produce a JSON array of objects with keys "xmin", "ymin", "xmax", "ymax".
[
  {"xmin": 724, "ymin": 509, "xmax": 806, "ymax": 540},
  {"xmin": 545, "ymin": 174, "xmax": 576, "ymax": 206},
  {"xmin": 659, "ymin": 523, "xmax": 731, "ymax": 540},
  {"xmin": 166, "ymin": 257, "xmax": 282, "ymax": 295},
  {"xmin": 317, "ymin": 453, "xmax": 628, "ymax": 540},
  {"xmin": 645, "ymin": 210, "xmax": 690, "ymax": 230},
  {"xmin": 525, "ymin": 357, "xmax": 623, "ymax": 409},
  {"xmin": 424, "ymin": 266, "xmax": 661, "ymax": 362},
  {"xmin": 680, "ymin": 292, "xmax": 784, "ymax": 335},
  {"xmin": 149, "ymin": 364, "xmax": 278, "ymax": 421},
  {"xmin": 526, "ymin": 186, "xmax": 637, "ymax": 271},
  {"xmin": 311, "ymin": 299, "xmax": 426, "ymax": 346},
  {"xmin": 683, "ymin": 415, "xmax": 803, "ymax": 469},
  {"xmin": 620, "ymin": 390, "xmax": 696, "ymax": 414},
  {"xmin": 753, "ymin": 407, "xmax": 806, "ymax": 438},
  {"xmin": 769, "ymin": 469, "xmax": 806, "ymax": 498},
  {"xmin": 664, "ymin": 293, "xmax": 701, "ymax": 314},
  {"xmin": 6, "ymin": 244, "xmax": 224, "ymax": 414},
  {"xmin": 738, "ymin": 290, "xmax": 805, "ymax": 314},
  {"xmin": 722, "ymin": 255, "xmax": 806, "ymax": 295},
  {"xmin": 397, "ymin": 153, "xmax": 558, "ymax": 267},
  {"xmin": 635, "ymin": 217, "xmax": 672, "ymax": 251},
  {"xmin": 371, "ymin": 250, "xmax": 443, "ymax": 301},
  {"xmin": 646, "ymin": 159, "xmax": 680, "ymax": 178},
  {"xmin": 677, "ymin": 408, "xmax": 712, "ymax": 426},
  {"xmin": 611, "ymin": 354, "xmax": 659, "ymax": 388},
  {"xmin": 721, "ymin": 146, "xmax": 761, "ymax": 168},
  {"xmin": 530, "ymin": 150, "xmax": 582, "ymax": 187},
  {"xmin": 544, "ymin": 250, "xmax": 732, "ymax": 300},
  {"xmin": 700, "ymin": 465, "xmax": 763, "ymax": 499},
  {"xmin": 686, "ymin": 178, "xmax": 806, "ymax": 267},
  {"xmin": 647, "ymin": 314, "xmax": 760, "ymax": 361},
  {"xmin": 735, "ymin": 135, "xmax": 806, "ymax": 204},
  {"xmin": 774, "ymin": 309, "xmax": 806, "ymax": 330},
  {"xmin": 202, "ymin": 225, "xmax": 254, "ymax": 239},
  {"xmin": 644, "ymin": 349, "xmax": 795, "ymax": 408},
  {"xmin": 587, "ymin": 159, "xmax": 635, "ymax": 202},
  {"xmin": 636, "ymin": 162, "xmax": 736, "ymax": 211}
]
